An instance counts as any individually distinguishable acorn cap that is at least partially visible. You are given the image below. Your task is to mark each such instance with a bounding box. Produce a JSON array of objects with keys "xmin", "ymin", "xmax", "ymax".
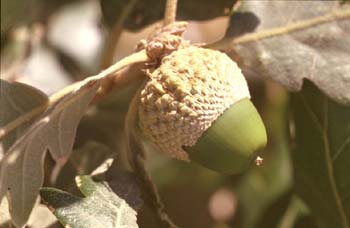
[
  {"xmin": 138, "ymin": 46, "xmax": 267, "ymax": 174},
  {"xmin": 185, "ymin": 98, "xmax": 267, "ymax": 174}
]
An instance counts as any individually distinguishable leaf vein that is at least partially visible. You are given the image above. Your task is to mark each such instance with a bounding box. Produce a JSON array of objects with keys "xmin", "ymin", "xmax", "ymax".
[
  {"xmin": 323, "ymin": 98, "xmax": 349, "ymax": 228},
  {"xmin": 333, "ymin": 135, "xmax": 350, "ymax": 161}
]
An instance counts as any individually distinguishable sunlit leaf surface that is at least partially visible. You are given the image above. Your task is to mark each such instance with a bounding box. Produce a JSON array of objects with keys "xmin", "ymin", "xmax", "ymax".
[
  {"xmin": 0, "ymin": 79, "xmax": 99, "ymax": 227},
  {"xmin": 0, "ymin": 80, "xmax": 48, "ymax": 151},
  {"xmin": 227, "ymin": 1, "xmax": 350, "ymax": 104},
  {"xmin": 40, "ymin": 174, "xmax": 142, "ymax": 228}
]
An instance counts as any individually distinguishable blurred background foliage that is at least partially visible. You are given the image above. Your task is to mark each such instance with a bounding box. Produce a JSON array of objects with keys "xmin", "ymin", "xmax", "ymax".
[{"xmin": 1, "ymin": 0, "xmax": 349, "ymax": 228}]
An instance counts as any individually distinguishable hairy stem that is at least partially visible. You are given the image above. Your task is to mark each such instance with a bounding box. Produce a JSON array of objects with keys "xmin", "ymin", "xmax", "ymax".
[
  {"xmin": 164, "ymin": 0, "xmax": 178, "ymax": 26},
  {"xmin": 0, "ymin": 50, "xmax": 149, "ymax": 140}
]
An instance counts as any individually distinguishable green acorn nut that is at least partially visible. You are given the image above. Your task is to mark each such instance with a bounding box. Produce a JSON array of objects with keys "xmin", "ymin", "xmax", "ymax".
[{"xmin": 139, "ymin": 46, "xmax": 267, "ymax": 174}]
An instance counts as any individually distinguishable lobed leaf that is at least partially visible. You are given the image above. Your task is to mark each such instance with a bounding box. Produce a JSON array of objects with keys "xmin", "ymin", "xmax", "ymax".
[
  {"xmin": 291, "ymin": 81, "xmax": 350, "ymax": 228},
  {"xmin": 227, "ymin": 1, "xmax": 350, "ymax": 104},
  {"xmin": 0, "ymin": 79, "xmax": 48, "ymax": 151},
  {"xmin": 40, "ymin": 174, "xmax": 142, "ymax": 228},
  {"xmin": 0, "ymin": 79, "xmax": 100, "ymax": 227}
]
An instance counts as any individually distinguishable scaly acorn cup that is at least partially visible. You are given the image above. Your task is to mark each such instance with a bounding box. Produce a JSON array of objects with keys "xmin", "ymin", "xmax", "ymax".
[{"xmin": 139, "ymin": 46, "xmax": 267, "ymax": 174}]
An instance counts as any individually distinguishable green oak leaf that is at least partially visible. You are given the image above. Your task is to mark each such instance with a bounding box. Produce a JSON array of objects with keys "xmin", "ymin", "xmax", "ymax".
[
  {"xmin": 291, "ymin": 81, "xmax": 350, "ymax": 228},
  {"xmin": 0, "ymin": 79, "xmax": 99, "ymax": 227},
  {"xmin": 40, "ymin": 174, "xmax": 142, "ymax": 228}
]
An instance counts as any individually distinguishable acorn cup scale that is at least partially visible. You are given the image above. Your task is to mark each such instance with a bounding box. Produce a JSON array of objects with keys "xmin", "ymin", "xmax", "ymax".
[{"xmin": 138, "ymin": 46, "xmax": 267, "ymax": 174}]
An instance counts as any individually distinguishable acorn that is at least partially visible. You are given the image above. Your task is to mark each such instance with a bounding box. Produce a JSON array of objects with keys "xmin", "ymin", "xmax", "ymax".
[{"xmin": 138, "ymin": 46, "xmax": 267, "ymax": 174}]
